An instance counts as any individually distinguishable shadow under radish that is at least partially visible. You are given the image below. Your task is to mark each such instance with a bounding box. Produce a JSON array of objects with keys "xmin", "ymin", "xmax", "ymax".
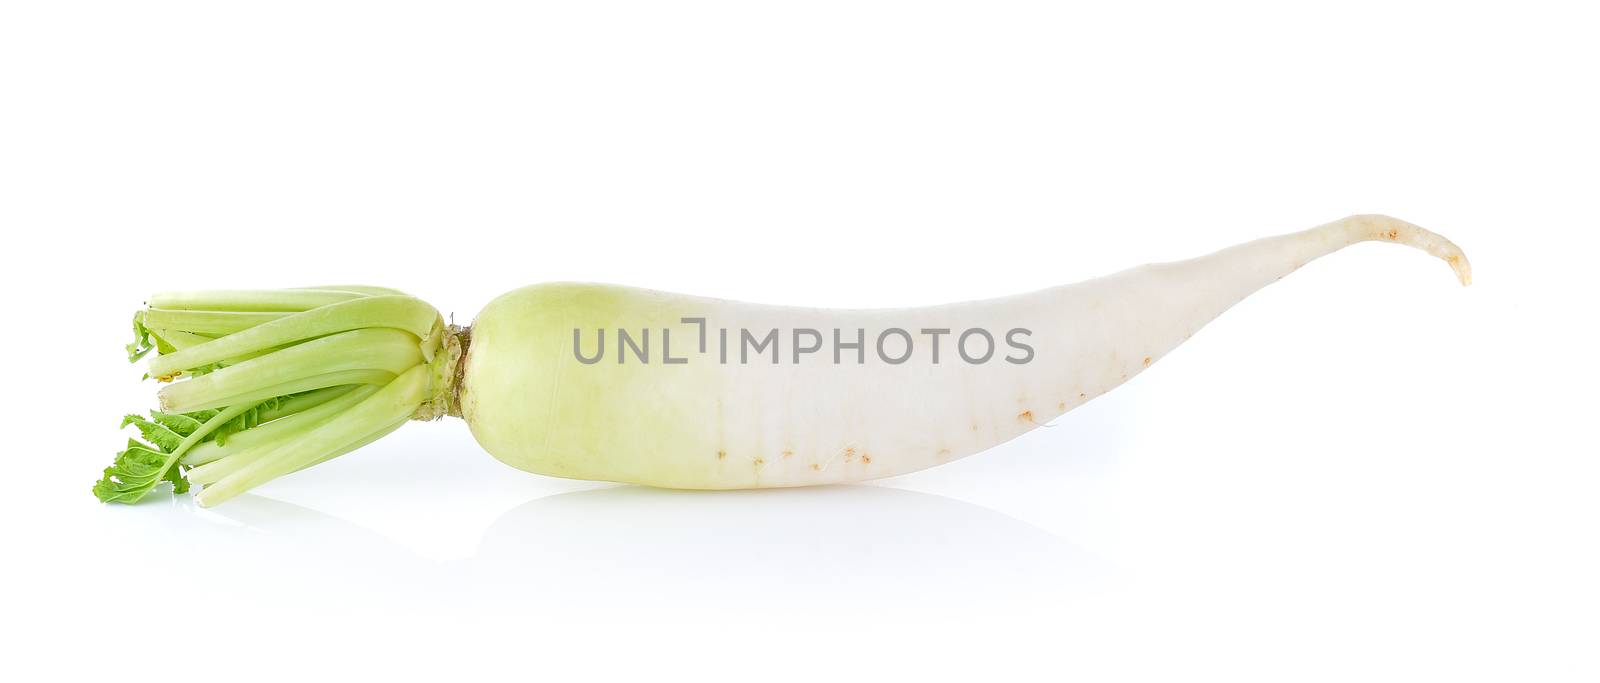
[{"xmin": 180, "ymin": 483, "xmax": 1111, "ymax": 618}]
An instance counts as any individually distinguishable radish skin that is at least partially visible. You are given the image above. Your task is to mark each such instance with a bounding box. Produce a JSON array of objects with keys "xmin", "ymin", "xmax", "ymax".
[
  {"xmin": 462, "ymin": 214, "xmax": 1470, "ymax": 488},
  {"xmin": 95, "ymin": 214, "xmax": 1469, "ymax": 505}
]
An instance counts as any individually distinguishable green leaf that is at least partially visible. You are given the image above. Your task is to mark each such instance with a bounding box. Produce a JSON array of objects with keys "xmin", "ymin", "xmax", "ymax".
[
  {"xmin": 92, "ymin": 439, "xmax": 180, "ymax": 504},
  {"xmin": 208, "ymin": 396, "xmax": 283, "ymax": 445},
  {"xmin": 183, "ymin": 408, "xmax": 221, "ymax": 422},
  {"xmin": 96, "ymin": 396, "xmax": 299, "ymax": 504},
  {"xmin": 95, "ymin": 409, "xmax": 207, "ymax": 504},
  {"xmin": 149, "ymin": 411, "xmax": 204, "ymax": 437},
  {"xmin": 120, "ymin": 414, "xmax": 184, "ymax": 453},
  {"xmin": 210, "ymin": 410, "xmax": 249, "ymax": 446},
  {"xmin": 166, "ymin": 463, "xmax": 191, "ymax": 495},
  {"xmin": 126, "ymin": 313, "xmax": 155, "ymax": 363}
]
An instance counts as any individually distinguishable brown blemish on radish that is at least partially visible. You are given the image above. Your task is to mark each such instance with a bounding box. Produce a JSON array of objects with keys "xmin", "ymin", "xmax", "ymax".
[
  {"xmin": 753, "ymin": 458, "xmax": 765, "ymax": 467},
  {"xmin": 809, "ymin": 463, "xmax": 821, "ymax": 471},
  {"xmin": 1143, "ymin": 356, "xmax": 1152, "ymax": 367},
  {"xmin": 861, "ymin": 454, "xmax": 871, "ymax": 464},
  {"xmin": 1018, "ymin": 409, "xmax": 1034, "ymax": 423},
  {"xmin": 1058, "ymin": 401, "xmax": 1066, "ymax": 410},
  {"xmin": 782, "ymin": 449, "xmax": 793, "ymax": 459},
  {"xmin": 716, "ymin": 450, "xmax": 726, "ymax": 460}
]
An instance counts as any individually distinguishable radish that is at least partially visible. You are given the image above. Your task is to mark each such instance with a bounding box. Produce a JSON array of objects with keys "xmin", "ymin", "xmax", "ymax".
[{"xmin": 95, "ymin": 215, "xmax": 1471, "ymax": 507}]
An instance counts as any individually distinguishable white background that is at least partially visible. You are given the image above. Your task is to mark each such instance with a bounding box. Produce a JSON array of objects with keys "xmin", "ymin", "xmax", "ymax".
[{"xmin": 3, "ymin": 1, "xmax": 1596, "ymax": 680}]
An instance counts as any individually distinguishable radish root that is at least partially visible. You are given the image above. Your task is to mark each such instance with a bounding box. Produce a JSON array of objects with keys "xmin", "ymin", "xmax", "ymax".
[{"xmin": 1341, "ymin": 214, "xmax": 1473, "ymax": 285}]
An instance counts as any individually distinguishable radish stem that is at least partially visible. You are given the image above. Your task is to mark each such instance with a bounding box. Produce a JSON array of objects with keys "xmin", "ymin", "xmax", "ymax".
[{"xmin": 149, "ymin": 289, "xmax": 366, "ymax": 312}]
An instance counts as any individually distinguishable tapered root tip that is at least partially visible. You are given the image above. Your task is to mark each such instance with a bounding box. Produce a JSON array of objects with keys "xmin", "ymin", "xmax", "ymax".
[
  {"xmin": 1449, "ymin": 253, "xmax": 1472, "ymax": 286},
  {"xmin": 1344, "ymin": 214, "xmax": 1472, "ymax": 286}
]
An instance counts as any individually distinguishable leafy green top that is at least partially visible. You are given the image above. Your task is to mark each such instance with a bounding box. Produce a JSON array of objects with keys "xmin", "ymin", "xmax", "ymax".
[
  {"xmin": 92, "ymin": 399, "xmax": 283, "ymax": 504},
  {"xmin": 100, "ymin": 287, "xmax": 439, "ymax": 506},
  {"xmin": 126, "ymin": 313, "xmax": 155, "ymax": 362}
]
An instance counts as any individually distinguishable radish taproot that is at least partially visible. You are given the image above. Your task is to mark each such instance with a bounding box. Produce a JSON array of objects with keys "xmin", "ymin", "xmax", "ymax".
[{"xmin": 95, "ymin": 214, "xmax": 1471, "ymax": 506}]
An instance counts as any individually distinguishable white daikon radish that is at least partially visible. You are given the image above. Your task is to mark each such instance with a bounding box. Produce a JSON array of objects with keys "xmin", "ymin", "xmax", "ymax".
[{"xmin": 96, "ymin": 215, "xmax": 1469, "ymax": 506}]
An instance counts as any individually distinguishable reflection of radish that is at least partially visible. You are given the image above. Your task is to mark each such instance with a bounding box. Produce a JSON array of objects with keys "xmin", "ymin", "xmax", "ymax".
[{"xmin": 95, "ymin": 215, "xmax": 1470, "ymax": 507}]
